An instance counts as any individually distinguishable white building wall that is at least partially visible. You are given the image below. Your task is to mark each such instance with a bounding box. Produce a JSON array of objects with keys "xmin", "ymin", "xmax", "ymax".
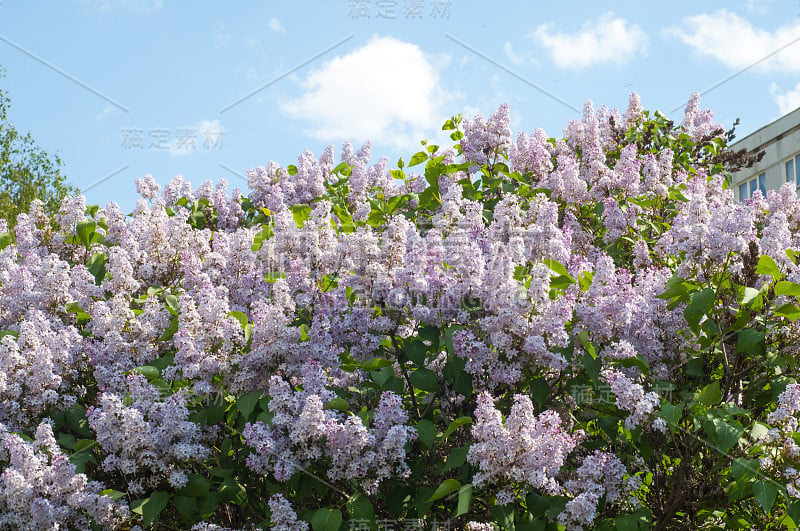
[{"xmin": 730, "ymin": 106, "xmax": 800, "ymax": 201}]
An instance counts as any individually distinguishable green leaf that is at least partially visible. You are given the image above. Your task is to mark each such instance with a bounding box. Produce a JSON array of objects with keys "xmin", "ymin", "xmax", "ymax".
[
  {"xmin": 324, "ymin": 398, "xmax": 350, "ymax": 412},
  {"xmin": 409, "ymin": 368, "xmax": 438, "ymax": 393},
  {"xmin": 493, "ymin": 503, "xmax": 515, "ymax": 529},
  {"xmin": 756, "ymin": 255, "xmax": 781, "ymax": 278},
  {"xmin": 577, "ymin": 330, "xmax": 596, "ymax": 358},
  {"xmin": 310, "ymin": 508, "xmax": 342, "ymax": 531},
  {"xmin": 87, "ymin": 252, "xmax": 107, "ymax": 284},
  {"xmin": 72, "ymin": 439, "xmax": 97, "ymax": 453},
  {"xmin": 290, "ymin": 204, "xmax": 312, "ymax": 228},
  {"xmin": 788, "ymin": 500, "xmax": 800, "ymax": 525},
  {"xmin": 530, "ymin": 378, "xmax": 549, "ymax": 408},
  {"xmin": 750, "ymin": 422, "xmax": 770, "ymax": 442},
  {"xmin": 698, "ymin": 381, "xmax": 722, "ymax": 405},
  {"xmin": 737, "ymin": 329, "xmax": 766, "ymax": 354},
  {"xmin": 427, "ymin": 478, "xmax": 461, "ymax": 502},
  {"xmin": 731, "ymin": 458, "xmax": 758, "ymax": 482},
  {"xmin": 131, "ymin": 491, "xmax": 169, "ymax": 527},
  {"xmin": 75, "ymin": 220, "xmax": 96, "ymax": 248},
  {"xmin": 710, "ymin": 418, "xmax": 744, "ymax": 454},
  {"xmin": 131, "ymin": 365, "xmax": 160, "ymax": 380},
  {"xmin": 0, "ymin": 232, "xmax": 11, "ymax": 249},
  {"xmin": 409, "ymin": 151, "xmax": 428, "ymax": 167},
  {"xmin": 443, "ymin": 444, "xmax": 470, "ymax": 471},
  {"xmin": 332, "ymin": 161, "xmax": 349, "ymax": 174},
  {"xmin": 404, "ymin": 339, "xmax": 428, "ymax": 365},
  {"xmin": 100, "ymin": 489, "xmax": 126, "ymax": 501},
  {"xmin": 346, "ymin": 493, "xmax": 375, "ymax": 523},
  {"xmin": 176, "ymin": 474, "xmax": 210, "ymax": 498},
  {"xmin": 164, "ymin": 294, "xmax": 179, "ymax": 315},
  {"xmin": 753, "ymin": 480, "xmax": 777, "ymax": 513},
  {"xmin": 775, "ymin": 303, "xmax": 800, "ymax": 321},
  {"xmin": 615, "ymin": 514, "xmax": 641, "ymax": 531},
  {"xmin": 218, "ymin": 477, "xmax": 247, "ymax": 505},
  {"xmin": 197, "ymin": 491, "xmax": 219, "ymax": 519},
  {"xmin": 775, "ymin": 281, "xmax": 800, "ymax": 297},
  {"xmin": 159, "ymin": 315, "xmax": 179, "ymax": 341},
  {"xmin": 455, "ymin": 484, "xmax": 473, "ymax": 518},
  {"xmin": 416, "ymin": 419, "xmax": 436, "ymax": 449},
  {"xmin": 659, "ymin": 403, "xmax": 683, "ymax": 430},
  {"xmin": 236, "ymin": 392, "xmax": 260, "ymax": 419},
  {"xmin": 739, "ymin": 286, "xmax": 761, "ymax": 306},
  {"xmin": 172, "ymin": 495, "xmax": 197, "ymax": 521},
  {"xmin": 693, "ymin": 287, "xmax": 716, "ymax": 314},
  {"xmin": 228, "ymin": 310, "xmax": 248, "ymax": 328},
  {"xmin": 542, "ymin": 259, "xmax": 572, "ymax": 279},
  {"xmin": 443, "ymin": 416, "xmax": 472, "ymax": 439}
]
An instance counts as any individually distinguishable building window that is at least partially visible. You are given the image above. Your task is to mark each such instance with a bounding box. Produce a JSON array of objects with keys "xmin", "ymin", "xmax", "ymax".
[
  {"xmin": 786, "ymin": 154, "xmax": 800, "ymax": 185},
  {"xmin": 739, "ymin": 172, "xmax": 766, "ymax": 200}
]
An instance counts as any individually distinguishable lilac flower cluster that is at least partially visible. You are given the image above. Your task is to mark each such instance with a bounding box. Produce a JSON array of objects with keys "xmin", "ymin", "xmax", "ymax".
[
  {"xmin": 0, "ymin": 421, "xmax": 128, "ymax": 529},
  {"xmin": 467, "ymin": 391, "xmax": 580, "ymax": 501},
  {"xmin": 86, "ymin": 374, "xmax": 211, "ymax": 494},
  {"xmin": 559, "ymin": 450, "xmax": 628, "ymax": 530},
  {"xmin": 601, "ymin": 368, "xmax": 660, "ymax": 430},
  {"xmin": 243, "ymin": 381, "xmax": 416, "ymax": 494}
]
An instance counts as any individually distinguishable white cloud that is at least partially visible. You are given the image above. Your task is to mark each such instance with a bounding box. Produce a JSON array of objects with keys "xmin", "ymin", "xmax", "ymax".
[
  {"xmin": 281, "ymin": 36, "xmax": 452, "ymax": 151},
  {"xmin": 667, "ymin": 10, "xmax": 800, "ymax": 73},
  {"xmin": 268, "ymin": 17, "xmax": 286, "ymax": 34},
  {"xmin": 771, "ymin": 81, "xmax": 800, "ymax": 114},
  {"xmin": 531, "ymin": 13, "xmax": 647, "ymax": 69},
  {"xmin": 169, "ymin": 119, "xmax": 224, "ymax": 157}
]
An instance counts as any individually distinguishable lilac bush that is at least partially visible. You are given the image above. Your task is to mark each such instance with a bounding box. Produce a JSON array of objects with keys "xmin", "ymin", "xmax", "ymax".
[{"xmin": 0, "ymin": 93, "xmax": 797, "ymax": 530}]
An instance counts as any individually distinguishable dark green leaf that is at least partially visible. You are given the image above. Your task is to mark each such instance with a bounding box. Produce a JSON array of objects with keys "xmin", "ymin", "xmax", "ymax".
[
  {"xmin": 176, "ymin": 474, "xmax": 210, "ymax": 498},
  {"xmin": 530, "ymin": 378, "xmax": 549, "ymax": 408},
  {"xmin": 218, "ymin": 477, "xmax": 247, "ymax": 505},
  {"xmin": 416, "ymin": 419, "xmax": 436, "ymax": 448},
  {"xmin": 236, "ymin": 392, "xmax": 260, "ymax": 419},
  {"xmin": 404, "ymin": 339, "xmax": 428, "ymax": 365},
  {"xmin": 346, "ymin": 493, "xmax": 375, "ymax": 523},
  {"xmin": 172, "ymin": 495, "xmax": 197, "ymax": 521},
  {"xmin": 132, "ymin": 491, "xmax": 169, "ymax": 527},
  {"xmin": 410, "ymin": 368, "xmax": 438, "ymax": 393},
  {"xmin": 737, "ymin": 329, "xmax": 766, "ymax": 354},
  {"xmin": 310, "ymin": 508, "xmax": 342, "ymax": 531},
  {"xmin": 753, "ymin": 480, "xmax": 777, "ymax": 513},
  {"xmin": 443, "ymin": 444, "xmax": 470, "ymax": 471},
  {"xmin": 731, "ymin": 458, "xmax": 758, "ymax": 482}
]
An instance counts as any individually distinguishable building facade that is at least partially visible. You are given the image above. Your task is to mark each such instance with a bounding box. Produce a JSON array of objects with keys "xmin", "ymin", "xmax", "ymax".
[{"xmin": 730, "ymin": 106, "xmax": 800, "ymax": 201}]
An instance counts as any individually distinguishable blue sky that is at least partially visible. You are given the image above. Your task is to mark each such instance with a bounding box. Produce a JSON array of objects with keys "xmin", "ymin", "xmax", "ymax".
[{"xmin": 1, "ymin": 0, "xmax": 799, "ymax": 212}]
